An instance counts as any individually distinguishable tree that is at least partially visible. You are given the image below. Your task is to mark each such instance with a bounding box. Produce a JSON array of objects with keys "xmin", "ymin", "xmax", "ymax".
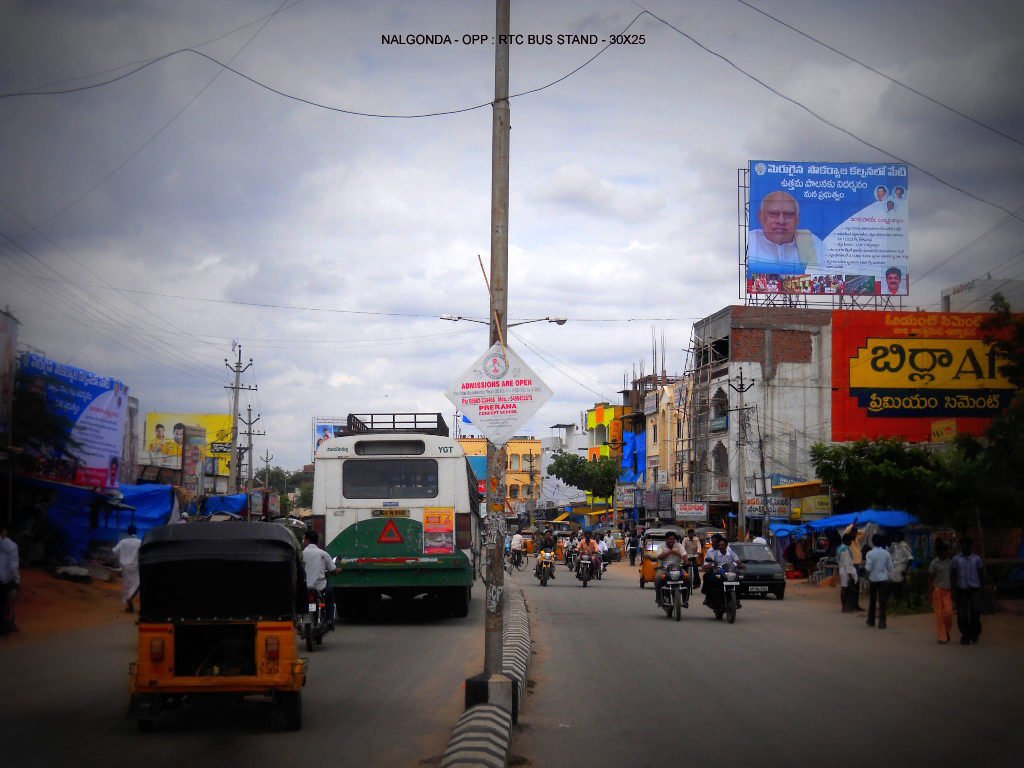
[
  {"xmin": 12, "ymin": 373, "xmax": 84, "ymax": 469},
  {"xmin": 546, "ymin": 452, "xmax": 620, "ymax": 504}
]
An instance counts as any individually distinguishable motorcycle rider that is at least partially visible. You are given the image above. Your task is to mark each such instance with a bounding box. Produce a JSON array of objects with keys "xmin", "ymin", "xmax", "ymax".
[
  {"xmin": 576, "ymin": 531, "xmax": 600, "ymax": 579},
  {"xmin": 535, "ymin": 528, "xmax": 557, "ymax": 580},
  {"xmin": 597, "ymin": 533, "xmax": 610, "ymax": 573},
  {"xmin": 510, "ymin": 528, "xmax": 526, "ymax": 568},
  {"xmin": 302, "ymin": 531, "xmax": 340, "ymax": 630},
  {"xmin": 702, "ymin": 535, "xmax": 743, "ymax": 608},
  {"xmin": 653, "ymin": 530, "xmax": 687, "ymax": 607},
  {"xmin": 682, "ymin": 528, "xmax": 702, "ymax": 588},
  {"xmin": 626, "ymin": 529, "xmax": 640, "ymax": 566}
]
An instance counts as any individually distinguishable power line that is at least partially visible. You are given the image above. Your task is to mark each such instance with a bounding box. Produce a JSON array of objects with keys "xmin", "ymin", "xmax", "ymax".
[{"xmin": 733, "ymin": 0, "xmax": 1024, "ymax": 149}]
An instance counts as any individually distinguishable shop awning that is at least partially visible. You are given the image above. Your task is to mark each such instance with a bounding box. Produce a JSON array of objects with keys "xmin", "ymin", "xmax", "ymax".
[
  {"xmin": 552, "ymin": 512, "xmax": 570, "ymax": 522},
  {"xmin": 772, "ymin": 480, "xmax": 827, "ymax": 496}
]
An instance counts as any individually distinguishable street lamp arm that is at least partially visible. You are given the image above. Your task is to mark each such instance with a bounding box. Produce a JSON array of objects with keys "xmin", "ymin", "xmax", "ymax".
[{"xmin": 441, "ymin": 315, "xmax": 567, "ymax": 327}]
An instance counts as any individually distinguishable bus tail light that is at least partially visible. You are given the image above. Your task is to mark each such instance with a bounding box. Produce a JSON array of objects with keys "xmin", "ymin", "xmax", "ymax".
[
  {"xmin": 265, "ymin": 636, "xmax": 280, "ymax": 661},
  {"xmin": 455, "ymin": 512, "xmax": 471, "ymax": 549},
  {"xmin": 149, "ymin": 637, "xmax": 165, "ymax": 662}
]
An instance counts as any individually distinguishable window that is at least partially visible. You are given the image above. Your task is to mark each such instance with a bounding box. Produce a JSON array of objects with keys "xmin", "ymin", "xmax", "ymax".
[
  {"xmin": 509, "ymin": 484, "xmax": 520, "ymax": 499},
  {"xmin": 652, "ymin": 421, "xmax": 658, "ymax": 444},
  {"xmin": 343, "ymin": 459, "xmax": 439, "ymax": 499},
  {"xmin": 509, "ymin": 453, "xmax": 521, "ymax": 471}
]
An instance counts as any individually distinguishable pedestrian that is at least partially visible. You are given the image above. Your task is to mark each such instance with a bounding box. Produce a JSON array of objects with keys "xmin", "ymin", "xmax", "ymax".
[
  {"xmin": 626, "ymin": 529, "xmax": 639, "ymax": 567},
  {"xmin": 837, "ymin": 533, "xmax": 859, "ymax": 613},
  {"xmin": 889, "ymin": 533, "xmax": 914, "ymax": 601},
  {"xmin": 864, "ymin": 533, "xmax": 893, "ymax": 629},
  {"xmin": 112, "ymin": 525, "xmax": 142, "ymax": 613},
  {"xmin": 928, "ymin": 540, "xmax": 954, "ymax": 644},
  {"xmin": 951, "ymin": 537, "xmax": 984, "ymax": 645},
  {"xmin": 0, "ymin": 526, "xmax": 20, "ymax": 634}
]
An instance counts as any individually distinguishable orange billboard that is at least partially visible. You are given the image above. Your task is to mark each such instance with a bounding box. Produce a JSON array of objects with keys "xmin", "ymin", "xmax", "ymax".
[{"xmin": 831, "ymin": 311, "xmax": 1014, "ymax": 442}]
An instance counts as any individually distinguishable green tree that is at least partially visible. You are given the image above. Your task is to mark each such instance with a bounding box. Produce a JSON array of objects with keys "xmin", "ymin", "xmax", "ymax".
[{"xmin": 546, "ymin": 452, "xmax": 620, "ymax": 504}]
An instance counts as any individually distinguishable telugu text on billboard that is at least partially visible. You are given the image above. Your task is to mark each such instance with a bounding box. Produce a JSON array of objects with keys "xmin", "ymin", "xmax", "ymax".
[
  {"xmin": 312, "ymin": 417, "xmax": 349, "ymax": 458},
  {"xmin": 19, "ymin": 353, "xmax": 128, "ymax": 489},
  {"xmin": 144, "ymin": 413, "xmax": 233, "ymax": 476},
  {"xmin": 831, "ymin": 311, "xmax": 1014, "ymax": 442},
  {"xmin": 748, "ymin": 161, "xmax": 909, "ymax": 296}
]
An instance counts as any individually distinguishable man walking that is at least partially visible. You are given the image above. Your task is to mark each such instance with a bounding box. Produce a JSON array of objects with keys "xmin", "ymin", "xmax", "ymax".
[
  {"xmin": 864, "ymin": 534, "xmax": 893, "ymax": 629},
  {"xmin": 112, "ymin": 525, "xmax": 142, "ymax": 613},
  {"xmin": 951, "ymin": 537, "xmax": 984, "ymax": 645},
  {"xmin": 837, "ymin": 533, "xmax": 859, "ymax": 613},
  {"xmin": 929, "ymin": 540, "xmax": 954, "ymax": 643}
]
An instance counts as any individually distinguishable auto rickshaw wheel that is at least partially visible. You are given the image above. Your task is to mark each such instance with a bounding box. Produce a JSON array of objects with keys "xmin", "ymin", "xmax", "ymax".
[
  {"xmin": 304, "ymin": 624, "xmax": 314, "ymax": 652},
  {"xmin": 639, "ymin": 577, "xmax": 645, "ymax": 588},
  {"xmin": 282, "ymin": 692, "xmax": 302, "ymax": 731},
  {"xmin": 136, "ymin": 719, "xmax": 154, "ymax": 733}
]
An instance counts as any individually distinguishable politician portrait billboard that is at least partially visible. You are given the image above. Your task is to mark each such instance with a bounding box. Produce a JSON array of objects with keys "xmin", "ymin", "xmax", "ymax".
[
  {"xmin": 831, "ymin": 311, "xmax": 1014, "ymax": 442},
  {"xmin": 144, "ymin": 413, "xmax": 233, "ymax": 476},
  {"xmin": 747, "ymin": 161, "xmax": 909, "ymax": 296}
]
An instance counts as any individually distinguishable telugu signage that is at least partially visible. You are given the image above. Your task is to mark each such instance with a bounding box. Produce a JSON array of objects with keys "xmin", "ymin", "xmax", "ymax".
[
  {"xmin": 747, "ymin": 161, "xmax": 909, "ymax": 296},
  {"xmin": 446, "ymin": 343, "xmax": 552, "ymax": 447},
  {"xmin": 832, "ymin": 311, "xmax": 1014, "ymax": 442},
  {"xmin": 312, "ymin": 417, "xmax": 348, "ymax": 457},
  {"xmin": 674, "ymin": 501, "xmax": 709, "ymax": 521}
]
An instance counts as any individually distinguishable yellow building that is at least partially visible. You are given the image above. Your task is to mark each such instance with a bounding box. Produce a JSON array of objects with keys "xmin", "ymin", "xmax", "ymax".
[{"xmin": 457, "ymin": 436, "xmax": 543, "ymax": 515}]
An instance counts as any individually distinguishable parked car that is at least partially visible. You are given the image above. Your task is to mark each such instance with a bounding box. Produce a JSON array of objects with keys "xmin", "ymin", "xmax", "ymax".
[{"xmin": 730, "ymin": 542, "xmax": 786, "ymax": 600}]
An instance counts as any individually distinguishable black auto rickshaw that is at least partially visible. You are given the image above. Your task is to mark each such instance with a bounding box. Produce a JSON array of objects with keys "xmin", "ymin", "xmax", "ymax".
[{"xmin": 127, "ymin": 522, "xmax": 308, "ymax": 731}]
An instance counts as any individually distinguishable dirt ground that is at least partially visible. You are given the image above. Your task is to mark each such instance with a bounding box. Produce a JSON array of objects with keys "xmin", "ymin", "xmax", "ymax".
[{"xmin": 1, "ymin": 566, "xmax": 136, "ymax": 646}]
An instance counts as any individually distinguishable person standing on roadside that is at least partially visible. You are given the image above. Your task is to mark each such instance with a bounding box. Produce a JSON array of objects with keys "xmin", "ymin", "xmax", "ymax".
[
  {"xmin": 626, "ymin": 530, "xmax": 639, "ymax": 567},
  {"xmin": 889, "ymin": 533, "xmax": 914, "ymax": 601},
  {"xmin": 929, "ymin": 540, "xmax": 954, "ymax": 644},
  {"xmin": 112, "ymin": 525, "xmax": 142, "ymax": 614},
  {"xmin": 864, "ymin": 534, "xmax": 893, "ymax": 629},
  {"xmin": 837, "ymin": 533, "xmax": 859, "ymax": 613},
  {"xmin": 0, "ymin": 526, "xmax": 20, "ymax": 634},
  {"xmin": 951, "ymin": 537, "xmax": 985, "ymax": 645}
]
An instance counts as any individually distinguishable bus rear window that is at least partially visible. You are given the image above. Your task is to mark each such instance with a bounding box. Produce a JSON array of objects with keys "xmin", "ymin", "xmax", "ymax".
[
  {"xmin": 354, "ymin": 440, "xmax": 425, "ymax": 456},
  {"xmin": 343, "ymin": 459, "xmax": 439, "ymax": 499}
]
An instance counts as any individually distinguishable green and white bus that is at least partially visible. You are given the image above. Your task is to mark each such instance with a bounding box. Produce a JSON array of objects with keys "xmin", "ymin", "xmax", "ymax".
[{"xmin": 313, "ymin": 413, "xmax": 482, "ymax": 619}]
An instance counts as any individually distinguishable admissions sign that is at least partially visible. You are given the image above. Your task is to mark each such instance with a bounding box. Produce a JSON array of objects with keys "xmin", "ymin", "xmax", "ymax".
[
  {"xmin": 748, "ymin": 161, "xmax": 909, "ymax": 296},
  {"xmin": 446, "ymin": 343, "xmax": 552, "ymax": 447}
]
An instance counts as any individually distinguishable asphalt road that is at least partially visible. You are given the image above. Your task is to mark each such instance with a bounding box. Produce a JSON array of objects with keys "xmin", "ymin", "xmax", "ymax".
[
  {"xmin": 0, "ymin": 582, "xmax": 484, "ymax": 767},
  {"xmin": 512, "ymin": 558, "xmax": 1023, "ymax": 768}
]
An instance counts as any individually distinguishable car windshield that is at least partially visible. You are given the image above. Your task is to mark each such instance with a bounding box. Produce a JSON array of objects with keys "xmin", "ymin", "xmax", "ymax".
[{"xmin": 733, "ymin": 544, "xmax": 777, "ymax": 563}]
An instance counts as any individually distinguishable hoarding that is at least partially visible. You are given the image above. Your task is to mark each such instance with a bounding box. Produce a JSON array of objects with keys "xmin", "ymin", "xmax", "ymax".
[
  {"xmin": 747, "ymin": 161, "xmax": 909, "ymax": 296},
  {"xmin": 312, "ymin": 417, "xmax": 348, "ymax": 456},
  {"xmin": 181, "ymin": 425, "xmax": 206, "ymax": 494},
  {"xmin": 18, "ymin": 353, "xmax": 128, "ymax": 489},
  {"xmin": 831, "ymin": 311, "xmax": 1014, "ymax": 442},
  {"xmin": 144, "ymin": 413, "xmax": 233, "ymax": 475}
]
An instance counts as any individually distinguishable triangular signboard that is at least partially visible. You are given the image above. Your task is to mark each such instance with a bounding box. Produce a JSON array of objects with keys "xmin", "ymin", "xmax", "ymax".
[{"xmin": 377, "ymin": 520, "xmax": 404, "ymax": 544}]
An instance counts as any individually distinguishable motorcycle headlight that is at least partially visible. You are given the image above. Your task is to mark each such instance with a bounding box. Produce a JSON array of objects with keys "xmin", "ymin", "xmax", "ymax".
[{"xmin": 668, "ymin": 568, "xmax": 682, "ymax": 580}]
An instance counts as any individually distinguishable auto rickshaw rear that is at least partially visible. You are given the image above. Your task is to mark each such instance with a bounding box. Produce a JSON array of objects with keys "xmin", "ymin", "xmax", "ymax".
[{"xmin": 127, "ymin": 522, "xmax": 308, "ymax": 731}]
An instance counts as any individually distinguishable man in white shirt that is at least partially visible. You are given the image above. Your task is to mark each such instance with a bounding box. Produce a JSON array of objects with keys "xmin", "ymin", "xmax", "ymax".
[
  {"xmin": 702, "ymin": 535, "xmax": 743, "ymax": 607},
  {"xmin": 864, "ymin": 534, "xmax": 893, "ymax": 629},
  {"xmin": 597, "ymin": 534, "xmax": 609, "ymax": 573},
  {"xmin": 112, "ymin": 526, "xmax": 142, "ymax": 614},
  {"xmin": 510, "ymin": 529, "xmax": 525, "ymax": 566},
  {"xmin": 302, "ymin": 531, "xmax": 339, "ymax": 629},
  {"xmin": 0, "ymin": 526, "xmax": 20, "ymax": 633},
  {"xmin": 748, "ymin": 191, "xmax": 824, "ymax": 276}
]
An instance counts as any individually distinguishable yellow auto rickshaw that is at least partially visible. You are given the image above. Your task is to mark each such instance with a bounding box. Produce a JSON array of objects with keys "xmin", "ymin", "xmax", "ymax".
[
  {"xmin": 128, "ymin": 522, "xmax": 308, "ymax": 731},
  {"xmin": 638, "ymin": 526, "xmax": 687, "ymax": 588}
]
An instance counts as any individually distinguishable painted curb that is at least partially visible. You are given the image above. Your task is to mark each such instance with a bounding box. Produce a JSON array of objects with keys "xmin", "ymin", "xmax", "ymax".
[{"xmin": 441, "ymin": 584, "xmax": 530, "ymax": 768}]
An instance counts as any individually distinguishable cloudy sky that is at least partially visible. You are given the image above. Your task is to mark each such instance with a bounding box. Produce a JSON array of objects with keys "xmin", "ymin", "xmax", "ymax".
[{"xmin": 2, "ymin": 0, "xmax": 1022, "ymax": 471}]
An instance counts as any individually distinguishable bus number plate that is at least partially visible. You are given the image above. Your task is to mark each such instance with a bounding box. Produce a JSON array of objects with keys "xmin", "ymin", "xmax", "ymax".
[{"xmin": 371, "ymin": 509, "xmax": 409, "ymax": 517}]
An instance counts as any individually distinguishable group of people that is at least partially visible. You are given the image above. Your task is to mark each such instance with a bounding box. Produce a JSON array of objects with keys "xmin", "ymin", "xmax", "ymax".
[{"xmin": 651, "ymin": 530, "xmax": 745, "ymax": 609}]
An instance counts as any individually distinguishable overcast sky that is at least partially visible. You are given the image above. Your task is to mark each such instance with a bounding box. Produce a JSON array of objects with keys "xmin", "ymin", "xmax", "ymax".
[{"xmin": 2, "ymin": 0, "xmax": 1022, "ymax": 471}]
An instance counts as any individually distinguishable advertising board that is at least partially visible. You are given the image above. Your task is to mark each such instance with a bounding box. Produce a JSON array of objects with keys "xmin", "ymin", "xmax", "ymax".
[
  {"xmin": 18, "ymin": 353, "xmax": 128, "ymax": 489},
  {"xmin": 748, "ymin": 161, "xmax": 909, "ymax": 296},
  {"xmin": 674, "ymin": 501, "xmax": 708, "ymax": 521},
  {"xmin": 312, "ymin": 417, "xmax": 348, "ymax": 457},
  {"xmin": 831, "ymin": 311, "xmax": 1014, "ymax": 442},
  {"xmin": 144, "ymin": 413, "xmax": 233, "ymax": 475},
  {"xmin": 181, "ymin": 425, "xmax": 206, "ymax": 494}
]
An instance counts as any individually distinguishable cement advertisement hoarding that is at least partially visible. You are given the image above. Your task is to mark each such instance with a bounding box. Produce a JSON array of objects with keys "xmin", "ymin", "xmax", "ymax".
[
  {"xmin": 831, "ymin": 311, "xmax": 1014, "ymax": 442},
  {"xmin": 748, "ymin": 161, "xmax": 909, "ymax": 296},
  {"xmin": 19, "ymin": 353, "xmax": 128, "ymax": 489}
]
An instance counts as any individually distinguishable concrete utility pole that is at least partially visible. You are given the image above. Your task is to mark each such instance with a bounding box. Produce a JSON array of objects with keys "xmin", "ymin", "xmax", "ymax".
[
  {"xmin": 471, "ymin": 0, "xmax": 513, "ymax": 715},
  {"xmin": 224, "ymin": 346, "xmax": 256, "ymax": 493},
  {"xmin": 238, "ymin": 404, "xmax": 264, "ymax": 493},
  {"xmin": 729, "ymin": 368, "xmax": 754, "ymax": 538}
]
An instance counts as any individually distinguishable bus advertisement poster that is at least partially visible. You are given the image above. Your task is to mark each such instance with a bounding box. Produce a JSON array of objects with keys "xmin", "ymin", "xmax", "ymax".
[{"xmin": 423, "ymin": 506, "xmax": 455, "ymax": 554}]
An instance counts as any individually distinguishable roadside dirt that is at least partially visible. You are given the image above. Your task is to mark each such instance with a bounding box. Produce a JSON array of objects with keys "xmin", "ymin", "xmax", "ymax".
[{"xmin": 1, "ymin": 566, "xmax": 135, "ymax": 646}]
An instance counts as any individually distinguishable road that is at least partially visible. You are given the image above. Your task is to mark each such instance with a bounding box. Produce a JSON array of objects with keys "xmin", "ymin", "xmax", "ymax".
[
  {"xmin": 512, "ymin": 557, "xmax": 1023, "ymax": 768},
  {"xmin": 0, "ymin": 582, "xmax": 484, "ymax": 767}
]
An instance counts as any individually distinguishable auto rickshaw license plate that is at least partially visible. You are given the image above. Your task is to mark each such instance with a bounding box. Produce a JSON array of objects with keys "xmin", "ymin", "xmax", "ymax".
[
  {"xmin": 308, "ymin": 602, "xmax": 317, "ymax": 611},
  {"xmin": 749, "ymin": 585, "xmax": 768, "ymax": 592}
]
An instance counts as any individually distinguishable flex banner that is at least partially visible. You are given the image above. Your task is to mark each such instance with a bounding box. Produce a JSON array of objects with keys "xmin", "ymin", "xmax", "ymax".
[{"xmin": 832, "ymin": 311, "xmax": 1014, "ymax": 442}]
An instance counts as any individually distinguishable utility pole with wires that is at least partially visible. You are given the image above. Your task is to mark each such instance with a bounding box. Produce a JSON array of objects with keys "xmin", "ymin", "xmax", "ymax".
[
  {"xmin": 225, "ymin": 345, "xmax": 257, "ymax": 494},
  {"xmin": 729, "ymin": 368, "xmax": 755, "ymax": 539},
  {"xmin": 239, "ymin": 404, "xmax": 264, "ymax": 492},
  {"xmin": 260, "ymin": 449, "xmax": 274, "ymax": 488}
]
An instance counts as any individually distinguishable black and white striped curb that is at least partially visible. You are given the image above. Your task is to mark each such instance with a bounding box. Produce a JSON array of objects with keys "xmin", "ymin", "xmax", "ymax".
[{"xmin": 441, "ymin": 584, "xmax": 531, "ymax": 768}]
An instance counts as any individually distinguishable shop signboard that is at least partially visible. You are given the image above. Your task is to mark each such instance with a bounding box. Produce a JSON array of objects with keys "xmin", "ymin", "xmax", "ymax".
[{"xmin": 674, "ymin": 501, "xmax": 708, "ymax": 522}]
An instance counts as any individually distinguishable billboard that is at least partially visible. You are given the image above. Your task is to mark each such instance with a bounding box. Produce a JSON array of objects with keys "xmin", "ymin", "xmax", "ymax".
[
  {"xmin": 18, "ymin": 353, "xmax": 128, "ymax": 489},
  {"xmin": 747, "ymin": 161, "xmax": 909, "ymax": 296},
  {"xmin": 144, "ymin": 413, "xmax": 233, "ymax": 476},
  {"xmin": 831, "ymin": 311, "xmax": 1014, "ymax": 442},
  {"xmin": 312, "ymin": 417, "xmax": 349, "ymax": 457},
  {"xmin": 181, "ymin": 425, "xmax": 206, "ymax": 495}
]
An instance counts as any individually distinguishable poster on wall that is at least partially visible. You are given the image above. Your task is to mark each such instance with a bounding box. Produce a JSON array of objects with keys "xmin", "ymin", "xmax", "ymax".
[
  {"xmin": 18, "ymin": 353, "xmax": 128, "ymax": 489},
  {"xmin": 423, "ymin": 506, "xmax": 455, "ymax": 554},
  {"xmin": 831, "ymin": 311, "xmax": 1015, "ymax": 442},
  {"xmin": 747, "ymin": 161, "xmax": 909, "ymax": 296}
]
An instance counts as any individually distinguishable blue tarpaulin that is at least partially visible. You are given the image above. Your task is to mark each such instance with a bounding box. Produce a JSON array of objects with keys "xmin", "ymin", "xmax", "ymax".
[
  {"xmin": 204, "ymin": 494, "xmax": 249, "ymax": 516},
  {"xmin": 805, "ymin": 510, "xmax": 918, "ymax": 530},
  {"xmin": 620, "ymin": 431, "xmax": 646, "ymax": 484},
  {"xmin": 467, "ymin": 455, "xmax": 488, "ymax": 482}
]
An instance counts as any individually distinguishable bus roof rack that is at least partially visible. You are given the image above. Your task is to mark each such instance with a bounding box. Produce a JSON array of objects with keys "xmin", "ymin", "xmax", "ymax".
[{"xmin": 343, "ymin": 413, "xmax": 450, "ymax": 437}]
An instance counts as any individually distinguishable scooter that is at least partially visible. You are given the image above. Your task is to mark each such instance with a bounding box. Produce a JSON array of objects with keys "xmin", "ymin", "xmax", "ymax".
[
  {"xmin": 657, "ymin": 561, "xmax": 692, "ymax": 621},
  {"xmin": 704, "ymin": 565, "xmax": 742, "ymax": 624},
  {"xmin": 576, "ymin": 553, "xmax": 593, "ymax": 587},
  {"xmin": 536, "ymin": 549, "xmax": 556, "ymax": 586}
]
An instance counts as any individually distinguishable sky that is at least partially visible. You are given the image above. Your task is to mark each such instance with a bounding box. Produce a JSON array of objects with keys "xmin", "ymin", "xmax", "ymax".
[{"xmin": 2, "ymin": 0, "xmax": 1022, "ymax": 472}]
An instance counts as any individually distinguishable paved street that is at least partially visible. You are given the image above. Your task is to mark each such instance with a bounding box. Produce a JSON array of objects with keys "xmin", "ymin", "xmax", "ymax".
[
  {"xmin": 0, "ymin": 581, "xmax": 484, "ymax": 767},
  {"xmin": 512, "ymin": 558, "xmax": 1023, "ymax": 768}
]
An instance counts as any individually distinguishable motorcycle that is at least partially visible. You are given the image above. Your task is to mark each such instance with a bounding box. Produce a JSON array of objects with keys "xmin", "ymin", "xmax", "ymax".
[
  {"xmin": 705, "ymin": 564, "xmax": 743, "ymax": 623},
  {"xmin": 536, "ymin": 548, "xmax": 556, "ymax": 586},
  {"xmin": 576, "ymin": 553, "xmax": 593, "ymax": 587},
  {"xmin": 565, "ymin": 544, "xmax": 578, "ymax": 573},
  {"xmin": 300, "ymin": 587, "xmax": 329, "ymax": 651},
  {"xmin": 657, "ymin": 560, "xmax": 693, "ymax": 621}
]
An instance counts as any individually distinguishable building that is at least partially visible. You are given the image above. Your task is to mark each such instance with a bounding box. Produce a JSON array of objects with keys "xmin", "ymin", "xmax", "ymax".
[
  {"xmin": 537, "ymin": 424, "xmax": 587, "ymax": 516},
  {"xmin": 457, "ymin": 436, "xmax": 543, "ymax": 519}
]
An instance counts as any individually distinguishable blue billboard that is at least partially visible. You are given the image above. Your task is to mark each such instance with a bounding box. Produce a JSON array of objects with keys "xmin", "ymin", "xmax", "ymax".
[{"xmin": 747, "ymin": 161, "xmax": 909, "ymax": 296}]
